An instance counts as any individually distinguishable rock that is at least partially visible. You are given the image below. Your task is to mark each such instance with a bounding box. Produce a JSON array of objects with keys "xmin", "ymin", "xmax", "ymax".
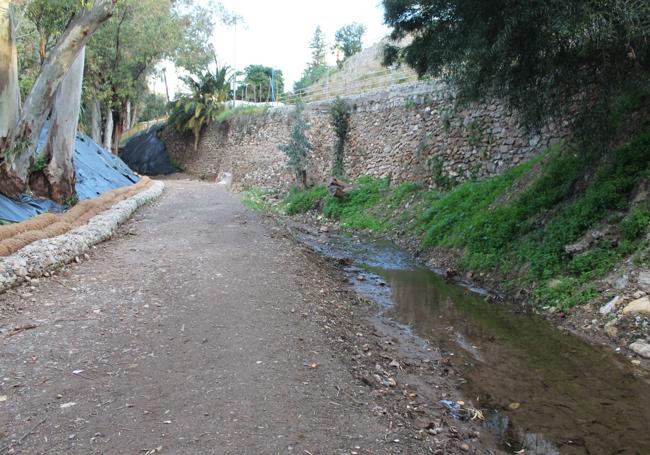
[
  {"xmin": 637, "ymin": 270, "xmax": 650, "ymax": 290},
  {"xmin": 622, "ymin": 297, "xmax": 650, "ymax": 316},
  {"xmin": 565, "ymin": 239, "xmax": 591, "ymax": 255},
  {"xmin": 604, "ymin": 322, "xmax": 618, "ymax": 338},
  {"xmin": 630, "ymin": 340, "xmax": 650, "ymax": 359},
  {"xmin": 614, "ymin": 273, "xmax": 629, "ymax": 290},
  {"xmin": 599, "ymin": 296, "xmax": 621, "ymax": 316}
]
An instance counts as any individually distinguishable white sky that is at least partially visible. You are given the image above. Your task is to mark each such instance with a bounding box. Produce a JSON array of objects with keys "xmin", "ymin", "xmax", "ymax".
[{"xmin": 152, "ymin": 0, "xmax": 390, "ymax": 97}]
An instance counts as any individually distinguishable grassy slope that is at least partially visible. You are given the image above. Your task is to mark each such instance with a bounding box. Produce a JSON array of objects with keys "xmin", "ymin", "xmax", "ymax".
[{"xmin": 255, "ymin": 127, "xmax": 650, "ymax": 310}]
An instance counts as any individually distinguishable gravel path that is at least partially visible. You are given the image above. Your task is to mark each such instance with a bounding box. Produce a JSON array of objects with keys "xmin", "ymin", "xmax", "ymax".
[{"xmin": 0, "ymin": 180, "xmax": 465, "ymax": 455}]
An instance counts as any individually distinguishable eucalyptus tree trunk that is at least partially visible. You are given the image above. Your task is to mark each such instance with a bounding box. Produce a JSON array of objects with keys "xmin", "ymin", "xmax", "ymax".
[
  {"xmin": 31, "ymin": 48, "xmax": 85, "ymax": 203},
  {"xmin": 125, "ymin": 100, "xmax": 131, "ymax": 130},
  {"xmin": 0, "ymin": 0, "xmax": 116, "ymax": 197},
  {"xmin": 89, "ymin": 99, "xmax": 102, "ymax": 144},
  {"xmin": 0, "ymin": 0, "xmax": 20, "ymax": 143},
  {"xmin": 103, "ymin": 105, "xmax": 113, "ymax": 151}
]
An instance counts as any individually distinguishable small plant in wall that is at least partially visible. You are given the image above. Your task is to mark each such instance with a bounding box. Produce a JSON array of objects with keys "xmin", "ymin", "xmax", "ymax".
[
  {"xmin": 329, "ymin": 97, "xmax": 351, "ymax": 178},
  {"xmin": 279, "ymin": 103, "xmax": 313, "ymax": 188}
]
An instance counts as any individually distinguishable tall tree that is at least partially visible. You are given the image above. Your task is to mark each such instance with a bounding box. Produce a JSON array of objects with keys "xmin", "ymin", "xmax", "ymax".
[
  {"xmin": 334, "ymin": 22, "xmax": 365, "ymax": 66},
  {"xmin": 85, "ymin": 0, "xmax": 224, "ymax": 153},
  {"xmin": 279, "ymin": 103, "xmax": 312, "ymax": 188},
  {"xmin": 243, "ymin": 65, "xmax": 284, "ymax": 102},
  {"xmin": 0, "ymin": 0, "xmax": 116, "ymax": 197},
  {"xmin": 309, "ymin": 26, "xmax": 327, "ymax": 66},
  {"xmin": 382, "ymin": 0, "xmax": 650, "ymax": 131},
  {"xmin": 0, "ymin": 0, "xmax": 20, "ymax": 143},
  {"xmin": 294, "ymin": 26, "xmax": 330, "ymax": 93},
  {"xmin": 31, "ymin": 47, "xmax": 85, "ymax": 203}
]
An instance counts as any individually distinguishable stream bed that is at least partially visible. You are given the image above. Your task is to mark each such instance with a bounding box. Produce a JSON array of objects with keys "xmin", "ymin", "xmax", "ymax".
[{"xmin": 297, "ymin": 230, "xmax": 650, "ymax": 455}]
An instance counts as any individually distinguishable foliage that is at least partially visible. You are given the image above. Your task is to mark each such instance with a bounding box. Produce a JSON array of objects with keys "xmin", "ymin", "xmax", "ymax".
[
  {"xmin": 309, "ymin": 26, "xmax": 327, "ymax": 66},
  {"xmin": 22, "ymin": 0, "xmax": 80, "ymax": 63},
  {"xmin": 139, "ymin": 91, "xmax": 169, "ymax": 122},
  {"xmin": 240, "ymin": 64, "xmax": 284, "ymax": 102},
  {"xmin": 215, "ymin": 105, "xmax": 268, "ymax": 123},
  {"xmin": 293, "ymin": 26, "xmax": 332, "ymax": 93},
  {"xmin": 282, "ymin": 176, "xmax": 388, "ymax": 230},
  {"xmin": 621, "ymin": 207, "xmax": 650, "ymax": 241},
  {"xmin": 278, "ymin": 104, "xmax": 313, "ymax": 187},
  {"xmin": 293, "ymin": 63, "xmax": 329, "ymax": 93},
  {"xmin": 334, "ymin": 22, "xmax": 366, "ymax": 66},
  {"xmin": 83, "ymin": 0, "xmax": 227, "ymax": 149},
  {"xmin": 329, "ymin": 97, "xmax": 351, "ymax": 177},
  {"xmin": 284, "ymin": 185, "xmax": 328, "ymax": 215},
  {"xmin": 429, "ymin": 156, "xmax": 457, "ymax": 191},
  {"xmin": 279, "ymin": 127, "xmax": 650, "ymax": 309},
  {"xmin": 242, "ymin": 187, "xmax": 274, "ymax": 212},
  {"xmin": 382, "ymin": 0, "xmax": 650, "ymax": 133},
  {"xmin": 31, "ymin": 154, "xmax": 46, "ymax": 173},
  {"xmin": 168, "ymin": 66, "xmax": 231, "ymax": 150}
]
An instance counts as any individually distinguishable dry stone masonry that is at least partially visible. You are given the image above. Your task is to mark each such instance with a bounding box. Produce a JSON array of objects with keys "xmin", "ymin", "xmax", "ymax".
[{"xmin": 163, "ymin": 81, "xmax": 568, "ymax": 191}]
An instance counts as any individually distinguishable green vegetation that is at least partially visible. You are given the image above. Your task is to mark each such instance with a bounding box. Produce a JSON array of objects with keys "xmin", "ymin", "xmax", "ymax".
[
  {"xmin": 334, "ymin": 23, "xmax": 366, "ymax": 67},
  {"xmin": 383, "ymin": 0, "xmax": 650, "ymax": 136},
  {"xmin": 330, "ymin": 97, "xmax": 351, "ymax": 177},
  {"xmin": 215, "ymin": 105, "xmax": 269, "ymax": 123},
  {"xmin": 284, "ymin": 186, "xmax": 328, "ymax": 215},
  {"xmin": 168, "ymin": 66, "xmax": 231, "ymax": 151},
  {"xmin": 238, "ymin": 65, "xmax": 284, "ymax": 102},
  {"xmin": 278, "ymin": 104, "xmax": 312, "ymax": 188},
  {"xmin": 273, "ymin": 128, "xmax": 650, "ymax": 310}
]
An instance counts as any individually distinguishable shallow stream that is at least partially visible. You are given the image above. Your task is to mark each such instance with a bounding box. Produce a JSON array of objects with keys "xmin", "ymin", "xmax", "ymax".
[{"xmin": 298, "ymin": 231, "xmax": 650, "ymax": 455}]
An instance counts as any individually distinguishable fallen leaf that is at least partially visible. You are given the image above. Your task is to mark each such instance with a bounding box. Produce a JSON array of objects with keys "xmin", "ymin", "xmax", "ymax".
[{"xmin": 508, "ymin": 402, "xmax": 521, "ymax": 410}]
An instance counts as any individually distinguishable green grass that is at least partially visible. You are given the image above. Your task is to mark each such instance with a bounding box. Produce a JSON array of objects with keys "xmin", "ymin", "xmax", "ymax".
[
  {"xmin": 242, "ymin": 187, "xmax": 271, "ymax": 211},
  {"xmin": 284, "ymin": 186, "xmax": 328, "ymax": 215},
  {"xmin": 282, "ymin": 177, "xmax": 388, "ymax": 231},
  {"xmin": 216, "ymin": 105, "xmax": 269, "ymax": 123},
  {"xmin": 275, "ymin": 128, "xmax": 650, "ymax": 309}
]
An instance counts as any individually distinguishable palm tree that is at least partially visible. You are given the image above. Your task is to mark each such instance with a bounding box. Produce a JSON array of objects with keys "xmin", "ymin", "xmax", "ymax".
[{"xmin": 169, "ymin": 66, "xmax": 231, "ymax": 151}]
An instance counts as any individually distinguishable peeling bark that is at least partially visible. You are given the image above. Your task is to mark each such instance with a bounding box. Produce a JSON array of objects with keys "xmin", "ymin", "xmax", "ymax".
[
  {"xmin": 89, "ymin": 99, "xmax": 102, "ymax": 144},
  {"xmin": 0, "ymin": 0, "xmax": 20, "ymax": 143},
  {"xmin": 31, "ymin": 48, "xmax": 85, "ymax": 204},
  {"xmin": 0, "ymin": 0, "xmax": 116, "ymax": 197}
]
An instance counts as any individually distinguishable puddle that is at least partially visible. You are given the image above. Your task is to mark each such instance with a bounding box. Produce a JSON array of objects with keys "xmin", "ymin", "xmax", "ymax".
[{"xmin": 298, "ymin": 231, "xmax": 650, "ymax": 454}]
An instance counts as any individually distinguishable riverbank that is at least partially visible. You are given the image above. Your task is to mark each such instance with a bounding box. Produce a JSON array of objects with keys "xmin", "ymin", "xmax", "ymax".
[{"xmin": 242, "ymin": 130, "xmax": 650, "ymax": 366}]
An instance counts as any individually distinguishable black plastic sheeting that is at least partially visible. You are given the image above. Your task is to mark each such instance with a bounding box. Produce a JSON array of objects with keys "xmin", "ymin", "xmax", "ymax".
[
  {"xmin": 119, "ymin": 125, "xmax": 177, "ymax": 176},
  {"xmin": 0, "ymin": 125, "xmax": 140, "ymax": 223}
]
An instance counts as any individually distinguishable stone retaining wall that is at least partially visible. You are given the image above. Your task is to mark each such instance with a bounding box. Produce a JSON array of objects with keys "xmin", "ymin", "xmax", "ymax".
[{"xmin": 162, "ymin": 81, "xmax": 568, "ymax": 191}]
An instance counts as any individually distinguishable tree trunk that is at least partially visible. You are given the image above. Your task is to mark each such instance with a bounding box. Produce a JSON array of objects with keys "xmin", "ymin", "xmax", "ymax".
[
  {"xmin": 31, "ymin": 48, "xmax": 85, "ymax": 204},
  {"xmin": 124, "ymin": 99, "xmax": 131, "ymax": 130},
  {"xmin": 89, "ymin": 99, "xmax": 102, "ymax": 144},
  {"xmin": 0, "ymin": 0, "xmax": 20, "ymax": 143},
  {"xmin": 103, "ymin": 105, "xmax": 113, "ymax": 151},
  {"xmin": 130, "ymin": 104, "xmax": 138, "ymax": 128},
  {"xmin": 111, "ymin": 108, "xmax": 123, "ymax": 154},
  {"xmin": 0, "ymin": 0, "xmax": 116, "ymax": 197}
]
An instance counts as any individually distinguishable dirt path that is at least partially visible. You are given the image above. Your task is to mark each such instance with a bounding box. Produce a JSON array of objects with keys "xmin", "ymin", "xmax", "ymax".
[{"xmin": 0, "ymin": 180, "xmax": 483, "ymax": 455}]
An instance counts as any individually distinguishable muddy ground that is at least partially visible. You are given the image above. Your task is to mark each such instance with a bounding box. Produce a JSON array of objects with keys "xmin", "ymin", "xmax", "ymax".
[{"xmin": 0, "ymin": 180, "xmax": 489, "ymax": 455}]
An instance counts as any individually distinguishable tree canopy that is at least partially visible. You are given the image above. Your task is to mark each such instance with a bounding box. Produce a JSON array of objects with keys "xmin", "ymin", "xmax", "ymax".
[
  {"xmin": 334, "ymin": 22, "xmax": 365, "ymax": 65},
  {"xmin": 242, "ymin": 64, "xmax": 284, "ymax": 102},
  {"xmin": 383, "ymin": 0, "xmax": 650, "ymax": 131}
]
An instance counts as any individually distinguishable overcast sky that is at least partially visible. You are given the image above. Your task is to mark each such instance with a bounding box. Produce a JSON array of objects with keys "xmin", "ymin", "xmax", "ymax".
[
  {"xmin": 212, "ymin": 0, "xmax": 390, "ymax": 86},
  {"xmin": 152, "ymin": 0, "xmax": 390, "ymax": 96}
]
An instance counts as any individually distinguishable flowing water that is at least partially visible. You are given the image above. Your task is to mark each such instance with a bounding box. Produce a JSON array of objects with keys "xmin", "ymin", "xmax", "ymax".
[{"xmin": 298, "ymin": 231, "xmax": 650, "ymax": 455}]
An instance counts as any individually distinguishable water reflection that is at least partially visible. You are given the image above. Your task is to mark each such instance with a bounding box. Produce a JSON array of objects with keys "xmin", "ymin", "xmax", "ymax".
[{"xmin": 299, "ymin": 232, "xmax": 650, "ymax": 454}]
